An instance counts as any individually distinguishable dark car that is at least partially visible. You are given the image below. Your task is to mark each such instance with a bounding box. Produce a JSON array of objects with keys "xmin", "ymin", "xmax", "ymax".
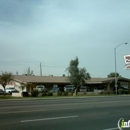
[
  {"xmin": 0, "ymin": 89, "xmax": 5, "ymax": 95},
  {"xmin": 49, "ymin": 87, "xmax": 59, "ymax": 93}
]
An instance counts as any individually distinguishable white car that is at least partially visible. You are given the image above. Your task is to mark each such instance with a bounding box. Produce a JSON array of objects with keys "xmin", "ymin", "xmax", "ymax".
[
  {"xmin": 64, "ymin": 85, "xmax": 75, "ymax": 92},
  {"xmin": 79, "ymin": 86, "xmax": 87, "ymax": 92},
  {"xmin": 36, "ymin": 85, "xmax": 47, "ymax": 92},
  {"xmin": 5, "ymin": 87, "xmax": 19, "ymax": 95}
]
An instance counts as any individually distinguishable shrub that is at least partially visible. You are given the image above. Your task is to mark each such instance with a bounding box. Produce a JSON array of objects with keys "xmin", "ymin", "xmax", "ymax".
[
  {"xmin": 57, "ymin": 90, "xmax": 62, "ymax": 96},
  {"xmin": 118, "ymin": 89, "xmax": 124, "ymax": 94},
  {"xmin": 124, "ymin": 89, "xmax": 129, "ymax": 94},
  {"xmin": 83, "ymin": 92, "xmax": 86, "ymax": 95},
  {"xmin": 99, "ymin": 91, "xmax": 104, "ymax": 95},
  {"xmin": 47, "ymin": 92, "xmax": 53, "ymax": 96},
  {"xmin": 31, "ymin": 90, "xmax": 39, "ymax": 97},
  {"xmin": 42, "ymin": 91, "xmax": 48, "ymax": 96},
  {"xmin": 63, "ymin": 91, "xmax": 68, "ymax": 96},
  {"xmin": 22, "ymin": 92, "xmax": 28, "ymax": 97},
  {"xmin": 110, "ymin": 91, "xmax": 115, "ymax": 94},
  {"xmin": 106, "ymin": 91, "xmax": 110, "ymax": 95},
  {"xmin": 99, "ymin": 91, "xmax": 107, "ymax": 94}
]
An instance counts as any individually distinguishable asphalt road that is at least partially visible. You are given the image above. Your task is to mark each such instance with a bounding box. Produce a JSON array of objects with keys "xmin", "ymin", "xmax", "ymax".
[{"xmin": 0, "ymin": 96, "xmax": 130, "ymax": 130}]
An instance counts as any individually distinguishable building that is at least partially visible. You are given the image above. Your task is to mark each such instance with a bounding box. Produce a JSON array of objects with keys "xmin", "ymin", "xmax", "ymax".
[{"xmin": 0, "ymin": 75, "xmax": 129, "ymax": 94}]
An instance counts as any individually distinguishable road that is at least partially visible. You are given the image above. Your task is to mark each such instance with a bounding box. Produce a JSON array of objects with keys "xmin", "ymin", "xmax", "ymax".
[{"xmin": 0, "ymin": 96, "xmax": 130, "ymax": 130}]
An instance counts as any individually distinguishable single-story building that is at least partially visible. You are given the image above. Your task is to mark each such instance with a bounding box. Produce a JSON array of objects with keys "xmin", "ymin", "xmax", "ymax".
[
  {"xmin": 0, "ymin": 75, "xmax": 130, "ymax": 94},
  {"xmin": 85, "ymin": 77, "xmax": 130, "ymax": 93}
]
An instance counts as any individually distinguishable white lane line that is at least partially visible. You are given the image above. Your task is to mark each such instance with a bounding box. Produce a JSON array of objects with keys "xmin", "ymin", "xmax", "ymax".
[
  {"xmin": 102, "ymin": 127, "xmax": 119, "ymax": 130},
  {"xmin": 21, "ymin": 115, "xmax": 79, "ymax": 123}
]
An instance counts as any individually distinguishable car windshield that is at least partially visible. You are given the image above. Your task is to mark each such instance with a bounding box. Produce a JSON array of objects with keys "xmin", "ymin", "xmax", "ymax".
[
  {"xmin": 6, "ymin": 88, "xmax": 15, "ymax": 90},
  {"xmin": 36, "ymin": 85, "xmax": 44, "ymax": 88},
  {"xmin": 80, "ymin": 86, "xmax": 86, "ymax": 89},
  {"xmin": 52, "ymin": 88, "xmax": 58, "ymax": 90},
  {"xmin": 37, "ymin": 86, "xmax": 43, "ymax": 88},
  {"xmin": 65, "ymin": 86, "xmax": 74, "ymax": 88}
]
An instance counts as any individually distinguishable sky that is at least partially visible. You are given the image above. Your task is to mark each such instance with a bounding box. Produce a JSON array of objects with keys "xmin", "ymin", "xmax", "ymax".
[{"xmin": 0, "ymin": 0, "xmax": 130, "ymax": 78}]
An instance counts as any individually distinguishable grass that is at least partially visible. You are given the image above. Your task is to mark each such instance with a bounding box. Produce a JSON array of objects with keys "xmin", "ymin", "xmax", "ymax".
[{"xmin": 0, "ymin": 95, "xmax": 23, "ymax": 99}]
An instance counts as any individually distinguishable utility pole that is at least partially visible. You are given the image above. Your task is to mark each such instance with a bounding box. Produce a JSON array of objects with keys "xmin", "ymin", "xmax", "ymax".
[{"xmin": 40, "ymin": 63, "xmax": 42, "ymax": 76}]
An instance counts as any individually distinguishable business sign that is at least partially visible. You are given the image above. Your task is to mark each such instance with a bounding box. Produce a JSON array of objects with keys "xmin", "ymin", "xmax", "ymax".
[{"xmin": 124, "ymin": 55, "xmax": 130, "ymax": 70}]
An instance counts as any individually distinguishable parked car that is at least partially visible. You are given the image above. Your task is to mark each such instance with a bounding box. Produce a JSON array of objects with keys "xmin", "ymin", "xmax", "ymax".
[
  {"xmin": 5, "ymin": 87, "xmax": 19, "ymax": 95},
  {"xmin": 0, "ymin": 89, "xmax": 5, "ymax": 95},
  {"xmin": 49, "ymin": 87, "xmax": 59, "ymax": 93},
  {"xmin": 79, "ymin": 86, "xmax": 87, "ymax": 92},
  {"xmin": 64, "ymin": 85, "xmax": 75, "ymax": 92},
  {"xmin": 36, "ymin": 85, "xmax": 47, "ymax": 92}
]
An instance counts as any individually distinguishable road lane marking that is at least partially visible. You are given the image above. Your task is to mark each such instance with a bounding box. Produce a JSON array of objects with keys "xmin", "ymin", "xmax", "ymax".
[
  {"xmin": 21, "ymin": 115, "xmax": 79, "ymax": 123},
  {"xmin": 103, "ymin": 127, "xmax": 119, "ymax": 130}
]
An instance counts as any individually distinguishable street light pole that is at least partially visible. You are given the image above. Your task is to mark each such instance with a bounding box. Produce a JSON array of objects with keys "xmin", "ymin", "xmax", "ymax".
[
  {"xmin": 114, "ymin": 48, "xmax": 117, "ymax": 94},
  {"xmin": 114, "ymin": 42, "xmax": 128, "ymax": 95}
]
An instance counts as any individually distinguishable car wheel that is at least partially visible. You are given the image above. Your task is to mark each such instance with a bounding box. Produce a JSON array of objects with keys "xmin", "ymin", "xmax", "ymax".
[{"xmin": 9, "ymin": 91, "xmax": 12, "ymax": 95}]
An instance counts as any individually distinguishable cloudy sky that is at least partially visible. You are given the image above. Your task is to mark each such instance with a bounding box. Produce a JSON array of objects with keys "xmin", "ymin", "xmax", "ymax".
[{"xmin": 0, "ymin": 0, "xmax": 130, "ymax": 78}]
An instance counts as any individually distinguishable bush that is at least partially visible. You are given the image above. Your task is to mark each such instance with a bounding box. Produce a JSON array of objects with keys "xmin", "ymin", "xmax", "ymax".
[
  {"xmin": 99, "ymin": 91, "xmax": 114, "ymax": 95},
  {"xmin": 57, "ymin": 90, "xmax": 62, "ymax": 96},
  {"xmin": 63, "ymin": 91, "xmax": 68, "ymax": 96},
  {"xmin": 106, "ymin": 91, "xmax": 108, "ymax": 94},
  {"xmin": 124, "ymin": 89, "xmax": 129, "ymax": 94},
  {"xmin": 118, "ymin": 89, "xmax": 124, "ymax": 94},
  {"xmin": 110, "ymin": 91, "xmax": 115, "ymax": 94},
  {"xmin": 47, "ymin": 92, "xmax": 53, "ymax": 96},
  {"xmin": 31, "ymin": 90, "xmax": 39, "ymax": 97},
  {"xmin": 99, "ymin": 91, "xmax": 104, "ymax": 95},
  {"xmin": 22, "ymin": 92, "xmax": 28, "ymax": 97},
  {"xmin": 83, "ymin": 92, "xmax": 87, "ymax": 95},
  {"xmin": 99, "ymin": 91, "xmax": 107, "ymax": 95},
  {"xmin": 42, "ymin": 91, "xmax": 48, "ymax": 96}
]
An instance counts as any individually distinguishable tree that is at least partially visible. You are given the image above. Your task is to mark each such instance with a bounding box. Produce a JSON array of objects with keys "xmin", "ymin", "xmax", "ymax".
[
  {"xmin": 62, "ymin": 74, "xmax": 65, "ymax": 77},
  {"xmin": 107, "ymin": 72, "xmax": 121, "ymax": 78},
  {"xmin": 23, "ymin": 67, "xmax": 34, "ymax": 76},
  {"xmin": 66, "ymin": 57, "xmax": 91, "ymax": 97},
  {"xmin": 0, "ymin": 72, "xmax": 13, "ymax": 91}
]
